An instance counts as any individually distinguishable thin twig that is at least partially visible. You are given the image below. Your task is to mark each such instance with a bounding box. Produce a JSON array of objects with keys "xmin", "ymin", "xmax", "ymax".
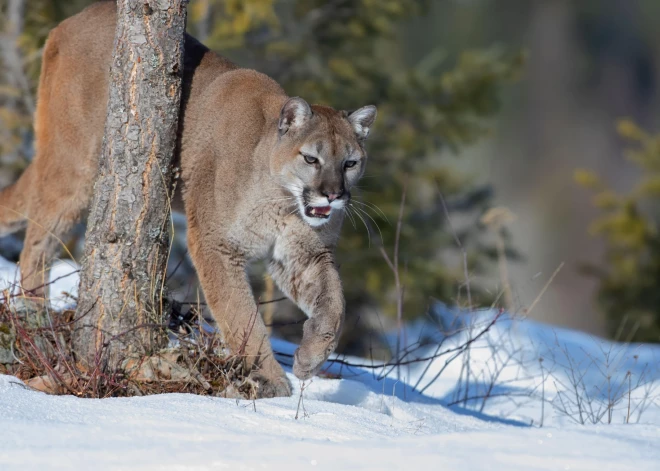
[
  {"xmin": 295, "ymin": 380, "xmax": 310, "ymax": 420},
  {"xmin": 379, "ymin": 180, "xmax": 407, "ymax": 381},
  {"xmin": 435, "ymin": 184, "xmax": 471, "ymax": 310},
  {"xmin": 524, "ymin": 262, "xmax": 564, "ymax": 316}
]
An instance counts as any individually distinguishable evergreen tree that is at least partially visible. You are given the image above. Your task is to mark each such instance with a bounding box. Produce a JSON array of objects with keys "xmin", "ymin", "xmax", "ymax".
[{"xmin": 575, "ymin": 120, "xmax": 660, "ymax": 343}]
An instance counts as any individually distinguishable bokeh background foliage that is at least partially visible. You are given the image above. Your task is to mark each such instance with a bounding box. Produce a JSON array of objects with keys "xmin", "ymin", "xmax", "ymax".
[
  {"xmin": 0, "ymin": 0, "xmax": 524, "ymax": 353},
  {"xmin": 575, "ymin": 120, "xmax": 660, "ymax": 343}
]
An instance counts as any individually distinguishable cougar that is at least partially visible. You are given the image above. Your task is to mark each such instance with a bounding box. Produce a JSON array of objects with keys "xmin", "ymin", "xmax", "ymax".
[{"xmin": 0, "ymin": 2, "xmax": 376, "ymax": 397}]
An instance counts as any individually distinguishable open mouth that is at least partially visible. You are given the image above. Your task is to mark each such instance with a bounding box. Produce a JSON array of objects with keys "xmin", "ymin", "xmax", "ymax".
[{"xmin": 305, "ymin": 205, "xmax": 332, "ymax": 219}]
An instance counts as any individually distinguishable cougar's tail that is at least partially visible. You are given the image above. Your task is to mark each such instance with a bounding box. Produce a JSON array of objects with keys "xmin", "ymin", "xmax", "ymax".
[{"xmin": 0, "ymin": 164, "xmax": 33, "ymax": 236}]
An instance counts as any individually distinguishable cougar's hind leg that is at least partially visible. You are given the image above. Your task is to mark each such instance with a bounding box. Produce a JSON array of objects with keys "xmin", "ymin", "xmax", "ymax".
[
  {"xmin": 19, "ymin": 177, "xmax": 90, "ymax": 300},
  {"xmin": 0, "ymin": 164, "xmax": 34, "ymax": 237},
  {"xmin": 15, "ymin": 23, "xmax": 95, "ymax": 301}
]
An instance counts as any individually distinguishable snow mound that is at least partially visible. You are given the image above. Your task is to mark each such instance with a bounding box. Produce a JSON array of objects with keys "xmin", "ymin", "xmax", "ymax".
[{"xmin": 399, "ymin": 308, "xmax": 660, "ymax": 427}]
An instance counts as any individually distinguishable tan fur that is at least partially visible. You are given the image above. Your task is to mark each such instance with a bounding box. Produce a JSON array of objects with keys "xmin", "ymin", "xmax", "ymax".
[{"xmin": 0, "ymin": 2, "xmax": 377, "ymax": 397}]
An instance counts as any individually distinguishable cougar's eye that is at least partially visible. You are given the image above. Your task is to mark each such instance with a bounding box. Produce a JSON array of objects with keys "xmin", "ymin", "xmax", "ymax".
[
  {"xmin": 344, "ymin": 160, "xmax": 358, "ymax": 169},
  {"xmin": 301, "ymin": 153, "xmax": 318, "ymax": 165}
]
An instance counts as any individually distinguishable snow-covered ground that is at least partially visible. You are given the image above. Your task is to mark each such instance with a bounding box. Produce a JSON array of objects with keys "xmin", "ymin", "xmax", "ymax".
[
  {"xmin": 2, "ymin": 371, "xmax": 659, "ymax": 471},
  {"xmin": 0, "ymin": 255, "xmax": 78, "ymax": 310},
  {"xmin": 1, "ymin": 255, "xmax": 659, "ymax": 470}
]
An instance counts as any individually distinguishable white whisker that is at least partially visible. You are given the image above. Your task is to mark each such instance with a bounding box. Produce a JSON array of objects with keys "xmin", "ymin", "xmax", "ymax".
[
  {"xmin": 349, "ymin": 206, "xmax": 371, "ymax": 248},
  {"xmin": 351, "ymin": 199, "xmax": 389, "ymax": 223},
  {"xmin": 350, "ymin": 203, "xmax": 383, "ymax": 245},
  {"xmin": 266, "ymin": 196, "xmax": 298, "ymax": 202},
  {"xmin": 344, "ymin": 206, "xmax": 357, "ymax": 229}
]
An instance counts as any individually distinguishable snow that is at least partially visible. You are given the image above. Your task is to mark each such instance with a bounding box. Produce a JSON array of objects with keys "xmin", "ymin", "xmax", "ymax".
[
  {"xmin": 0, "ymin": 255, "xmax": 78, "ymax": 310},
  {"xmin": 1, "ymin": 255, "xmax": 659, "ymax": 470},
  {"xmin": 2, "ymin": 371, "xmax": 659, "ymax": 471},
  {"xmin": 400, "ymin": 306, "xmax": 660, "ymax": 427}
]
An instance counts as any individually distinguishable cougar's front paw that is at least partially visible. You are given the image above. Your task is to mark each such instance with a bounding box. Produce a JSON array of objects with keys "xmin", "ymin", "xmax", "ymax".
[
  {"xmin": 252, "ymin": 373, "xmax": 292, "ymax": 398},
  {"xmin": 293, "ymin": 345, "xmax": 330, "ymax": 381},
  {"xmin": 294, "ymin": 317, "xmax": 341, "ymax": 381}
]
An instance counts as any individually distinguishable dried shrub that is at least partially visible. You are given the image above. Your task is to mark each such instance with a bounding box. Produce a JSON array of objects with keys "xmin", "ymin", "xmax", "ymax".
[{"xmin": 0, "ymin": 296, "xmax": 258, "ymax": 399}]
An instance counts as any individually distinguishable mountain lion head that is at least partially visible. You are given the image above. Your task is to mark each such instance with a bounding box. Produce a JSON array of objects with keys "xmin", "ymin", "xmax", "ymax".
[{"xmin": 272, "ymin": 97, "xmax": 377, "ymax": 227}]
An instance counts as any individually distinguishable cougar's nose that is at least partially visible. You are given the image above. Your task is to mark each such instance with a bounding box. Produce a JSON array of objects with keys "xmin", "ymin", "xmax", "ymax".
[{"xmin": 324, "ymin": 191, "xmax": 343, "ymax": 202}]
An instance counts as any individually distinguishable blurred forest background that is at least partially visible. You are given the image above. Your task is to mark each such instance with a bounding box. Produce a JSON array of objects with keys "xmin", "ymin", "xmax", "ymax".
[{"xmin": 1, "ymin": 0, "xmax": 660, "ymax": 353}]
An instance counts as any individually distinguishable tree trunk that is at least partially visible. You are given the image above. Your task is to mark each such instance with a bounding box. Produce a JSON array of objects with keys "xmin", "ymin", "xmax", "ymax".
[{"xmin": 73, "ymin": 0, "xmax": 188, "ymax": 371}]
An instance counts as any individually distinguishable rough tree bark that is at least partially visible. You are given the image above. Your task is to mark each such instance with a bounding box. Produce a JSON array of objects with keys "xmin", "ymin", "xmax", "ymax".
[{"xmin": 73, "ymin": 0, "xmax": 188, "ymax": 371}]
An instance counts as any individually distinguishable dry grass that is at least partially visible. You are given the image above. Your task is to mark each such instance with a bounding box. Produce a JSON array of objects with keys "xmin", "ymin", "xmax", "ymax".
[{"xmin": 0, "ymin": 295, "xmax": 258, "ymax": 399}]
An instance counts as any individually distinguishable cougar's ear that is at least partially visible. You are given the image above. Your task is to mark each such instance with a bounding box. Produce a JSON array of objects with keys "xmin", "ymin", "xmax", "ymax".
[
  {"xmin": 278, "ymin": 97, "xmax": 312, "ymax": 136},
  {"xmin": 347, "ymin": 105, "xmax": 377, "ymax": 140}
]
